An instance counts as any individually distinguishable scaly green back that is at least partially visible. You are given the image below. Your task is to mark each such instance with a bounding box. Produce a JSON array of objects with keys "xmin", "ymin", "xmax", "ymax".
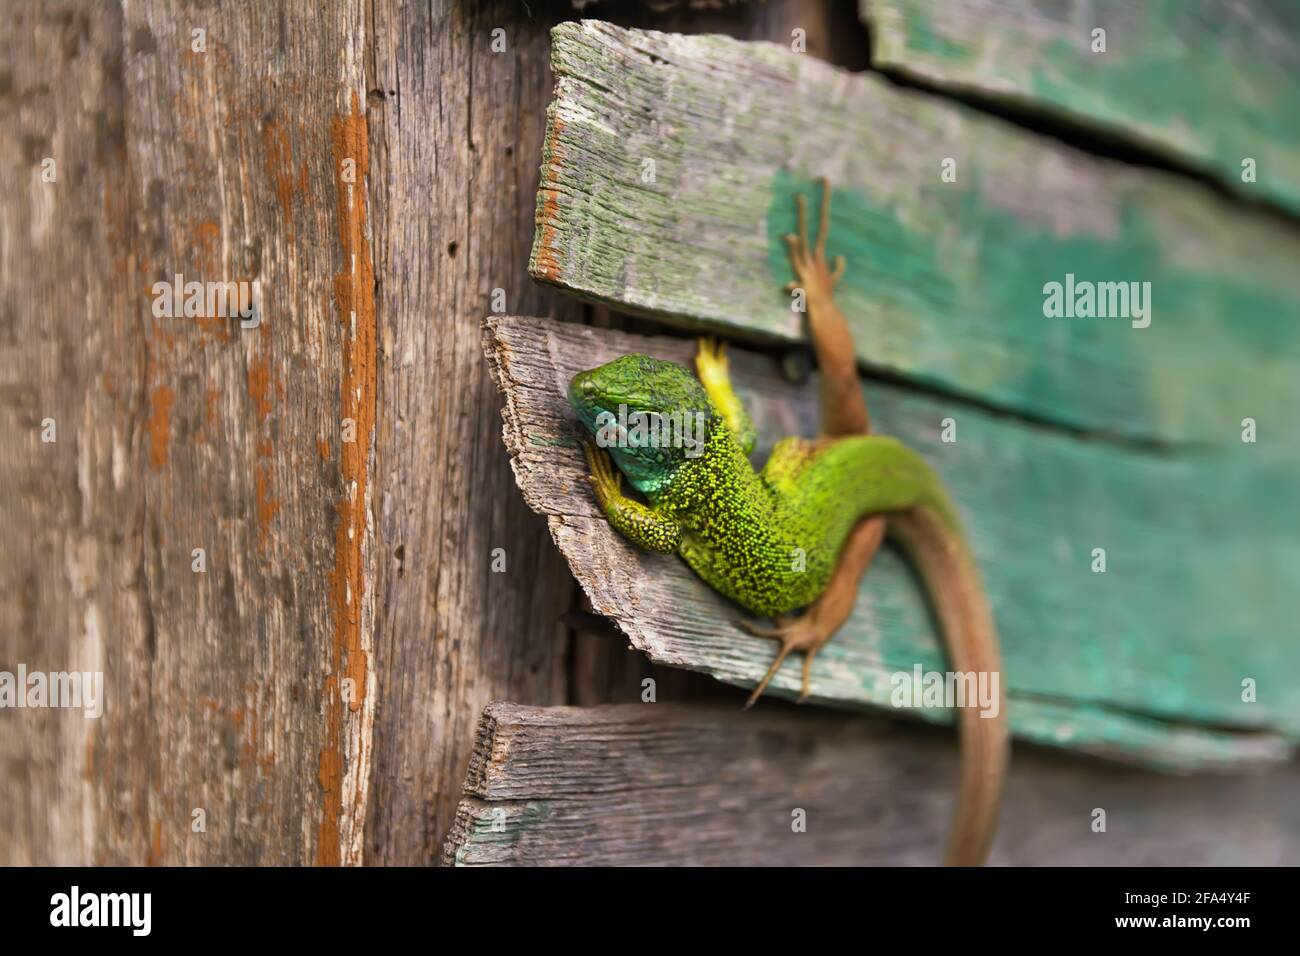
[{"xmin": 570, "ymin": 354, "xmax": 957, "ymax": 617}]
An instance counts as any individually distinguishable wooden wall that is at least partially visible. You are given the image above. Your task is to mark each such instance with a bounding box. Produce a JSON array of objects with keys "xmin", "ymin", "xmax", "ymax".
[
  {"xmin": 3, "ymin": 0, "xmax": 1296, "ymax": 867},
  {"xmin": 0, "ymin": 0, "xmax": 854, "ymax": 868}
]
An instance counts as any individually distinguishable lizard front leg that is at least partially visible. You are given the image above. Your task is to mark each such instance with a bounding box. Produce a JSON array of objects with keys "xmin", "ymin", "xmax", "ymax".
[
  {"xmin": 742, "ymin": 178, "xmax": 887, "ymax": 705},
  {"xmin": 583, "ymin": 441, "xmax": 682, "ymax": 553},
  {"xmin": 695, "ymin": 336, "xmax": 757, "ymax": 455}
]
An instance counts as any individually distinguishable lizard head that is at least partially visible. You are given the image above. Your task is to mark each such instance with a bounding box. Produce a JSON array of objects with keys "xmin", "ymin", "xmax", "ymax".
[{"xmin": 569, "ymin": 354, "xmax": 713, "ymax": 493}]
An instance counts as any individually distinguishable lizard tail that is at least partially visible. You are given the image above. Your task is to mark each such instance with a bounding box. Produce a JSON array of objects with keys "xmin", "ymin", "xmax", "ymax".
[{"xmin": 889, "ymin": 505, "xmax": 1008, "ymax": 866}]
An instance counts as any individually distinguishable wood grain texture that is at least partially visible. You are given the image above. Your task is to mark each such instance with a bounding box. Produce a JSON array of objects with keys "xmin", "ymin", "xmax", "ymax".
[
  {"xmin": 862, "ymin": 0, "xmax": 1300, "ymax": 214},
  {"xmin": 2, "ymin": 1, "xmax": 375, "ymax": 865},
  {"xmin": 371, "ymin": 1, "xmax": 856, "ymax": 851},
  {"xmin": 0, "ymin": 0, "xmax": 872, "ymax": 869},
  {"xmin": 530, "ymin": 20, "xmax": 1300, "ymax": 446},
  {"xmin": 1, "ymin": 0, "xmax": 140, "ymax": 867},
  {"xmin": 483, "ymin": 314, "xmax": 1298, "ymax": 769},
  {"xmin": 360, "ymin": 0, "xmax": 582, "ymax": 865},
  {"xmin": 445, "ymin": 702, "xmax": 1300, "ymax": 865},
  {"xmin": 6, "ymin": 0, "xmax": 1295, "ymax": 868}
]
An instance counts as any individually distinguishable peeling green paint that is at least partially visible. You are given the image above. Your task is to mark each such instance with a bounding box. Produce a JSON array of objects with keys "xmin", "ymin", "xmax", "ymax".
[
  {"xmin": 765, "ymin": 169, "xmax": 1300, "ymax": 444},
  {"xmin": 866, "ymin": 0, "xmax": 1300, "ymax": 211},
  {"xmin": 454, "ymin": 800, "xmax": 554, "ymax": 865}
]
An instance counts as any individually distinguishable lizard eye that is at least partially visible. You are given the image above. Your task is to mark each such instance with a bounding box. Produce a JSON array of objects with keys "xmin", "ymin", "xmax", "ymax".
[{"xmin": 626, "ymin": 411, "xmax": 658, "ymax": 447}]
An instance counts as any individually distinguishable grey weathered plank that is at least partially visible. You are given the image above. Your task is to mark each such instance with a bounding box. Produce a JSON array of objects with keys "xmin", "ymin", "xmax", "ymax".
[
  {"xmin": 1, "ymin": 0, "xmax": 138, "ymax": 866},
  {"xmin": 1, "ymin": 0, "xmax": 374, "ymax": 866},
  {"xmin": 483, "ymin": 314, "xmax": 1297, "ymax": 769},
  {"xmin": 530, "ymin": 20, "xmax": 1300, "ymax": 446},
  {"xmin": 862, "ymin": 0, "xmax": 1300, "ymax": 214},
  {"xmin": 361, "ymin": 0, "xmax": 584, "ymax": 864},
  {"xmin": 445, "ymin": 702, "xmax": 1300, "ymax": 865},
  {"xmin": 121, "ymin": 0, "xmax": 374, "ymax": 866}
]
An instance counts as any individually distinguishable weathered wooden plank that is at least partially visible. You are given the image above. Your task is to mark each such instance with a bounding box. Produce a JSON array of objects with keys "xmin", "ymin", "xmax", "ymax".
[
  {"xmin": 530, "ymin": 20, "xmax": 1300, "ymax": 446},
  {"xmin": 1, "ymin": 0, "xmax": 139, "ymax": 866},
  {"xmin": 120, "ymin": 1, "xmax": 379, "ymax": 868},
  {"xmin": 862, "ymin": 0, "xmax": 1300, "ymax": 214},
  {"xmin": 123, "ymin": 0, "xmax": 377, "ymax": 867},
  {"xmin": 445, "ymin": 702, "xmax": 1300, "ymax": 865},
  {"xmin": 483, "ymin": 315, "xmax": 1298, "ymax": 769},
  {"xmin": 1, "ymin": 0, "xmax": 374, "ymax": 866},
  {"xmin": 361, "ymin": 0, "xmax": 584, "ymax": 864}
]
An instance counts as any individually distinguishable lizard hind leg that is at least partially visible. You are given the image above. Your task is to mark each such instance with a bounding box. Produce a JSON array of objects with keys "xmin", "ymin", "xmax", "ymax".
[
  {"xmin": 739, "ymin": 178, "xmax": 886, "ymax": 708},
  {"xmin": 784, "ymin": 177, "xmax": 868, "ymax": 437},
  {"xmin": 739, "ymin": 514, "xmax": 886, "ymax": 706},
  {"xmin": 738, "ymin": 614, "xmax": 813, "ymax": 708}
]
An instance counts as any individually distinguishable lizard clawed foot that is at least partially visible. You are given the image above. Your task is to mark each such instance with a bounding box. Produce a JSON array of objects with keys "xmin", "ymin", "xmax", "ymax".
[
  {"xmin": 583, "ymin": 440, "xmax": 621, "ymax": 509},
  {"xmin": 737, "ymin": 611, "xmax": 836, "ymax": 708},
  {"xmin": 784, "ymin": 177, "xmax": 846, "ymax": 300}
]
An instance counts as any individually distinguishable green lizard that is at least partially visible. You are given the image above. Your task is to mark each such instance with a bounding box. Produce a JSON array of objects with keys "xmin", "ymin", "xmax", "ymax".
[{"xmin": 568, "ymin": 181, "xmax": 1007, "ymax": 866}]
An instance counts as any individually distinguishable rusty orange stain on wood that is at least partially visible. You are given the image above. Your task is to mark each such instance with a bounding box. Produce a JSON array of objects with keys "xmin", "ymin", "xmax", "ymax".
[
  {"xmin": 191, "ymin": 218, "xmax": 220, "ymax": 268},
  {"xmin": 531, "ymin": 118, "xmax": 566, "ymax": 281},
  {"xmin": 247, "ymin": 352, "xmax": 273, "ymax": 423},
  {"xmin": 146, "ymin": 386, "xmax": 175, "ymax": 470},
  {"xmin": 195, "ymin": 386, "xmax": 221, "ymax": 443},
  {"xmin": 255, "ymin": 464, "xmax": 280, "ymax": 553},
  {"xmin": 317, "ymin": 91, "xmax": 376, "ymax": 868},
  {"xmin": 246, "ymin": 305, "xmax": 278, "ymax": 547},
  {"xmin": 261, "ymin": 118, "xmax": 297, "ymax": 241},
  {"xmin": 317, "ymin": 438, "xmax": 331, "ymax": 461},
  {"xmin": 145, "ymin": 818, "xmax": 165, "ymax": 866},
  {"xmin": 195, "ymin": 314, "xmax": 232, "ymax": 345}
]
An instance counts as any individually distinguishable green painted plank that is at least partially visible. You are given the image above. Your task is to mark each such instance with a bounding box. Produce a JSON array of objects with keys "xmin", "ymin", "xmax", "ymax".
[
  {"xmin": 863, "ymin": 0, "xmax": 1300, "ymax": 214},
  {"xmin": 531, "ymin": 21, "xmax": 1300, "ymax": 446},
  {"xmin": 483, "ymin": 315, "xmax": 1298, "ymax": 769}
]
